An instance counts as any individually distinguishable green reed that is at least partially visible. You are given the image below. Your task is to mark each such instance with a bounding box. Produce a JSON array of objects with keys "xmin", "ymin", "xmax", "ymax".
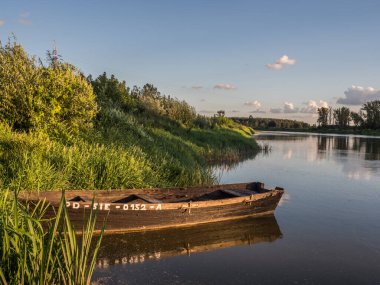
[{"xmin": 0, "ymin": 190, "xmax": 104, "ymax": 284}]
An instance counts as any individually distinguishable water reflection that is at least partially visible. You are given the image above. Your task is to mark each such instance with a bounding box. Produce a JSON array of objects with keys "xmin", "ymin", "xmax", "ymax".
[
  {"xmin": 96, "ymin": 217, "xmax": 282, "ymax": 268},
  {"xmin": 257, "ymin": 133, "xmax": 380, "ymax": 180}
]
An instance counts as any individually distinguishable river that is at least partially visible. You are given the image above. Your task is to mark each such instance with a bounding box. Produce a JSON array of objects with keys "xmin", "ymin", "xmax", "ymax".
[{"xmin": 92, "ymin": 132, "xmax": 380, "ymax": 285}]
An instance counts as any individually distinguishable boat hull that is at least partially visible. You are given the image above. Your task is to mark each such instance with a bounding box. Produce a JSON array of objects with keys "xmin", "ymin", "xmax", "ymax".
[{"xmin": 21, "ymin": 182, "xmax": 284, "ymax": 233}]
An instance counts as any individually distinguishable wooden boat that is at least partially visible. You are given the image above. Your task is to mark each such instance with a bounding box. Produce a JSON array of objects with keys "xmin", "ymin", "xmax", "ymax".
[
  {"xmin": 21, "ymin": 181, "xmax": 284, "ymax": 233},
  {"xmin": 95, "ymin": 216, "xmax": 282, "ymax": 267}
]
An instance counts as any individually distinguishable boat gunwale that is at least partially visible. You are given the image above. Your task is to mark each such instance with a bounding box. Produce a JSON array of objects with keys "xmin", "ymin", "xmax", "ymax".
[{"xmin": 19, "ymin": 183, "xmax": 284, "ymax": 210}]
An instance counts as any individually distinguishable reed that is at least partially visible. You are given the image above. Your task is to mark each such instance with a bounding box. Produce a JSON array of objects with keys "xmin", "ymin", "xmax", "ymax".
[{"xmin": 0, "ymin": 189, "xmax": 104, "ymax": 284}]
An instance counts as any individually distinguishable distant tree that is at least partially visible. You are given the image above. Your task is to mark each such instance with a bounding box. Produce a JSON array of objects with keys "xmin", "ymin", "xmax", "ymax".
[
  {"xmin": 267, "ymin": 120, "xmax": 277, "ymax": 128},
  {"xmin": 362, "ymin": 100, "xmax": 380, "ymax": 129},
  {"xmin": 216, "ymin": 110, "xmax": 225, "ymax": 117},
  {"xmin": 328, "ymin": 106, "xmax": 333, "ymax": 125},
  {"xmin": 317, "ymin": 107, "xmax": 329, "ymax": 127},
  {"xmin": 333, "ymin": 107, "xmax": 351, "ymax": 128},
  {"xmin": 350, "ymin": 111, "xmax": 364, "ymax": 127}
]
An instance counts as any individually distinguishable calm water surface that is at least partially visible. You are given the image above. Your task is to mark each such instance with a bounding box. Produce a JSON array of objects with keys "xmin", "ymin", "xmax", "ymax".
[{"xmin": 93, "ymin": 132, "xmax": 380, "ymax": 285}]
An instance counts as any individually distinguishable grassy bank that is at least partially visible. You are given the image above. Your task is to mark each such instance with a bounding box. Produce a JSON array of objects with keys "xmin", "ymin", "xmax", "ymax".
[{"xmin": 0, "ymin": 108, "xmax": 258, "ymax": 191}]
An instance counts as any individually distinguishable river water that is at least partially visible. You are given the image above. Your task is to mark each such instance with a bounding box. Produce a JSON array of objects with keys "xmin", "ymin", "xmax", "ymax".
[{"xmin": 92, "ymin": 132, "xmax": 380, "ymax": 285}]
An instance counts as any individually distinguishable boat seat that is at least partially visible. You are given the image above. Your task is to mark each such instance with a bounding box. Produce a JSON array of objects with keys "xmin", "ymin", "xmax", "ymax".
[
  {"xmin": 113, "ymin": 194, "xmax": 162, "ymax": 204},
  {"xmin": 220, "ymin": 189, "xmax": 256, "ymax": 197},
  {"xmin": 69, "ymin": 196, "xmax": 86, "ymax": 202}
]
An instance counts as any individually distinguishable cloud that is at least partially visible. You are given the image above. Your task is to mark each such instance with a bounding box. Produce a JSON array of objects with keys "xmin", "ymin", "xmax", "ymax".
[
  {"xmin": 244, "ymin": 100, "xmax": 261, "ymax": 109},
  {"xmin": 0, "ymin": 20, "xmax": 5, "ymax": 27},
  {"xmin": 337, "ymin": 85, "xmax": 380, "ymax": 105},
  {"xmin": 266, "ymin": 55, "xmax": 296, "ymax": 70},
  {"xmin": 214, "ymin": 83, "xmax": 236, "ymax": 90},
  {"xmin": 270, "ymin": 108, "xmax": 282, "ymax": 114},
  {"xmin": 192, "ymin": 86, "xmax": 203, "ymax": 90},
  {"xmin": 283, "ymin": 102, "xmax": 299, "ymax": 113},
  {"xmin": 18, "ymin": 12, "xmax": 32, "ymax": 25},
  {"xmin": 300, "ymin": 100, "xmax": 329, "ymax": 113},
  {"xmin": 230, "ymin": 110, "xmax": 239, "ymax": 113},
  {"xmin": 200, "ymin": 99, "xmax": 206, "ymax": 102}
]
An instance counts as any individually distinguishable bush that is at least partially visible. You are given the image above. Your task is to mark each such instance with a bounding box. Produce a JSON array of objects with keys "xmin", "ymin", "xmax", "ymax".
[{"xmin": 0, "ymin": 39, "xmax": 97, "ymax": 140}]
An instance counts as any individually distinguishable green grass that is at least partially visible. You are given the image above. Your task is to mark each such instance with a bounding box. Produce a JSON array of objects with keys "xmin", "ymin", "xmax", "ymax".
[
  {"xmin": 0, "ymin": 108, "xmax": 259, "ymax": 191},
  {"xmin": 0, "ymin": 189, "xmax": 104, "ymax": 284}
]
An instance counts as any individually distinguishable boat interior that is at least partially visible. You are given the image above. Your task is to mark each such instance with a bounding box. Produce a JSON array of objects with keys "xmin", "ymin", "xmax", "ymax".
[{"xmin": 21, "ymin": 182, "xmax": 283, "ymax": 205}]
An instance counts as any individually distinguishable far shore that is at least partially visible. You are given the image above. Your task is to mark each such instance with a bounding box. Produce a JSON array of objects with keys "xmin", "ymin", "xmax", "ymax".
[{"xmin": 254, "ymin": 128, "xmax": 380, "ymax": 137}]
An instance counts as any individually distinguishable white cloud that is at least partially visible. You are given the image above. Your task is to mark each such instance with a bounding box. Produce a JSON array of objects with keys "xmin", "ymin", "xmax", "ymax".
[
  {"xmin": 266, "ymin": 55, "xmax": 296, "ymax": 70},
  {"xmin": 300, "ymin": 100, "xmax": 329, "ymax": 113},
  {"xmin": 337, "ymin": 85, "xmax": 380, "ymax": 105},
  {"xmin": 18, "ymin": 12, "xmax": 32, "ymax": 25},
  {"xmin": 270, "ymin": 108, "xmax": 282, "ymax": 114},
  {"xmin": 214, "ymin": 83, "xmax": 236, "ymax": 90},
  {"xmin": 192, "ymin": 86, "xmax": 203, "ymax": 90},
  {"xmin": 283, "ymin": 102, "xmax": 299, "ymax": 113},
  {"xmin": 0, "ymin": 20, "xmax": 5, "ymax": 27},
  {"xmin": 244, "ymin": 100, "xmax": 261, "ymax": 109}
]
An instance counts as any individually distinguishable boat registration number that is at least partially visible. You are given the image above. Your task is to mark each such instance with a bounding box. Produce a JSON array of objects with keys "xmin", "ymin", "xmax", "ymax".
[{"xmin": 66, "ymin": 202, "xmax": 162, "ymax": 211}]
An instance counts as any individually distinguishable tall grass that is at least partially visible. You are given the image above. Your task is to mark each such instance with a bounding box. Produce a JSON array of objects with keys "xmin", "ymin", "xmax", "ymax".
[
  {"xmin": 0, "ymin": 106, "xmax": 259, "ymax": 191},
  {"xmin": 0, "ymin": 190, "xmax": 104, "ymax": 284}
]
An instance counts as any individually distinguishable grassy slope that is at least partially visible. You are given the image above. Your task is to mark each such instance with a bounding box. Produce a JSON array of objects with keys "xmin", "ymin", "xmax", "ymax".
[{"xmin": 0, "ymin": 109, "xmax": 258, "ymax": 191}]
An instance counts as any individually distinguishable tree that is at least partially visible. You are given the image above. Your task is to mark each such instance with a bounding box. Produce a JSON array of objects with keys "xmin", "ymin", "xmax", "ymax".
[
  {"xmin": 362, "ymin": 100, "xmax": 380, "ymax": 129},
  {"xmin": 89, "ymin": 72, "xmax": 135, "ymax": 111},
  {"xmin": 0, "ymin": 39, "xmax": 97, "ymax": 139},
  {"xmin": 333, "ymin": 107, "xmax": 351, "ymax": 128},
  {"xmin": 350, "ymin": 111, "xmax": 364, "ymax": 127},
  {"xmin": 216, "ymin": 110, "xmax": 225, "ymax": 117},
  {"xmin": 0, "ymin": 39, "xmax": 38, "ymax": 131},
  {"xmin": 317, "ymin": 107, "xmax": 329, "ymax": 127}
]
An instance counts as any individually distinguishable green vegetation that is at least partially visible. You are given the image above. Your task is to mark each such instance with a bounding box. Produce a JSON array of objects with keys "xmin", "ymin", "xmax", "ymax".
[
  {"xmin": 315, "ymin": 102, "xmax": 380, "ymax": 135},
  {"xmin": 0, "ymin": 39, "xmax": 258, "ymax": 284},
  {"xmin": 232, "ymin": 116, "xmax": 310, "ymax": 130},
  {"xmin": 0, "ymin": 190, "xmax": 104, "ymax": 284},
  {"xmin": 0, "ymin": 39, "xmax": 258, "ymax": 191}
]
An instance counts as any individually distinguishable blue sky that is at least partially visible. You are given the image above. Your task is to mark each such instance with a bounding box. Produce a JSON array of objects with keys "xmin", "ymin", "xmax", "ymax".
[{"xmin": 1, "ymin": 0, "xmax": 380, "ymax": 123}]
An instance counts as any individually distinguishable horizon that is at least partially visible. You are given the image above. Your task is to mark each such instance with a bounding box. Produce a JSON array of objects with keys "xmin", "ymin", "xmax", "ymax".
[{"xmin": 1, "ymin": 0, "xmax": 380, "ymax": 124}]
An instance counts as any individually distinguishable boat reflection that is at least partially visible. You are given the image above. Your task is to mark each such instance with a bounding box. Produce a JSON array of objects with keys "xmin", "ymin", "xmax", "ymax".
[{"xmin": 96, "ymin": 216, "xmax": 282, "ymax": 268}]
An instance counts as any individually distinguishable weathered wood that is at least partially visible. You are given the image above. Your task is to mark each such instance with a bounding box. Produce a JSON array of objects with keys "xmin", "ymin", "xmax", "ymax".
[{"xmin": 19, "ymin": 181, "xmax": 284, "ymax": 233}]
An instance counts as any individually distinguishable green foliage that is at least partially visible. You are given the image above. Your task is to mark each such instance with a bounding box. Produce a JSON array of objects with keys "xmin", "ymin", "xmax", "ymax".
[
  {"xmin": 333, "ymin": 107, "xmax": 351, "ymax": 128},
  {"xmin": 89, "ymin": 72, "xmax": 136, "ymax": 111},
  {"xmin": 362, "ymin": 100, "xmax": 380, "ymax": 129},
  {"xmin": 233, "ymin": 117, "xmax": 310, "ymax": 129},
  {"xmin": 0, "ymin": 125, "xmax": 159, "ymax": 190},
  {"xmin": 350, "ymin": 111, "xmax": 364, "ymax": 127},
  {"xmin": 0, "ymin": 39, "xmax": 97, "ymax": 139},
  {"xmin": 0, "ymin": 40, "xmax": 37, "ymax": 131},
  {"xmin": 0, "ymin": 190, "xmax": 104, "ymax": 284},
  {"xmin": 317, "ymin": 107, "xmax": 329, "ymax": 127}
]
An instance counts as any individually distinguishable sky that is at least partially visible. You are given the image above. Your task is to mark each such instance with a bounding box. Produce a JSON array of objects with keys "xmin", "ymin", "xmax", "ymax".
[{"xmin": 1, "ymin": 0, "xmax": 380, "ymax": 123}]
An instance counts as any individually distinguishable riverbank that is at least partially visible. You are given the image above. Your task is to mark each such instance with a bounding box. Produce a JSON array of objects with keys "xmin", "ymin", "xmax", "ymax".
[{"xmin": 0, "ymin": 109, "xmax": 258, "ymax": 192}]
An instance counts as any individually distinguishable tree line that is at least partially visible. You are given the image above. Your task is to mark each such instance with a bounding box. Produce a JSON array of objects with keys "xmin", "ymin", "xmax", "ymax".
[
  {"xmin": 232, "ymin": 116, "xmax": 310, "ymax": 129},
  {"xmin": 317, "ymin": 102, "xmax": 380, "ymax": 129}
]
